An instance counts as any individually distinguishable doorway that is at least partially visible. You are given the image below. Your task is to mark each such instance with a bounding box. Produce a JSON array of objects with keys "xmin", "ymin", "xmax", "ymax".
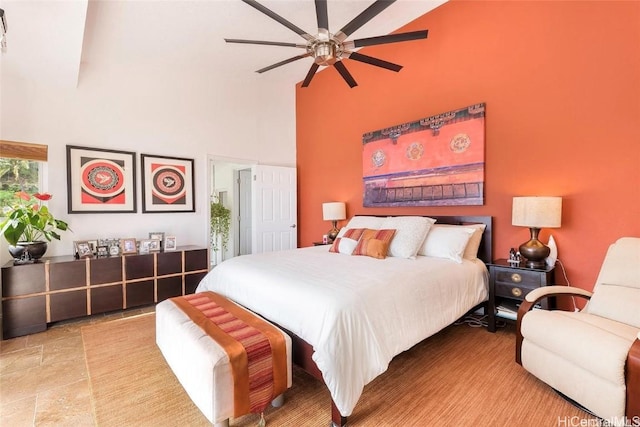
[
  {"xmin": 208, "ymin": 157, "xmax": 298, "ymax": 266},
  {"xmin": 209, "ymin": 157, "xmax": 255, "ymax": 266}
]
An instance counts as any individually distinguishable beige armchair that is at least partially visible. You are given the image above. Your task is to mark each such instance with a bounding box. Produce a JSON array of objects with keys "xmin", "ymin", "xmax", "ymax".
[{"xmin": 516, "ymin": 237, "xmax": 640, "ymax": 422}]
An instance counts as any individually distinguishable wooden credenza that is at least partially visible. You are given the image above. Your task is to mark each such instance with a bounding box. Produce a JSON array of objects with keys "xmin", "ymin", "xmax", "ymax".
[{"xmin": 1, "ymin": 246, "xmax": 209, "ymax": 339}]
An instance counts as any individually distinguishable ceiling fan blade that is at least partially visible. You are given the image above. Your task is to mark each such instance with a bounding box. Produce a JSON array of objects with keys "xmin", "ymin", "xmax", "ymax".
[
  {"xmin": 335, "ymin": 0, "xmax": 396, "ymax": 42},
  {"xmin": 315, "ymin": 0, "xmax": 329, "ymax": 31},
  {"xmin": 256, "ymin": 53, "xmax": 312, "ymax": 74},
  {"xmin": 225, "ymin": 38, "xmax": 306, "ymax": 48},
  {"xmin": 301, "ymin": 63, "xmax": 320, "ymax": 87},
  {"xmin": 333, "ymin": 61, "xmax": 358, "ymax": 88},
  {"xmin": 347, "ymin": 30, "xmax": 428, "ymax": 48},
  {"xmin": 345, "ymin": 51, "xmax": 402, "ymax": 72},
  {"xmin": 242, "ymin": 0, "xmax": 313, "ymax": 41}
]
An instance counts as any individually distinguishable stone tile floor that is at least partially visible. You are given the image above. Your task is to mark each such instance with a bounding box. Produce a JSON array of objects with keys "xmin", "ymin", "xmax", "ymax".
[{"xmin": 0, "ymin": 306, "xmax": 155, "ymax": 426}]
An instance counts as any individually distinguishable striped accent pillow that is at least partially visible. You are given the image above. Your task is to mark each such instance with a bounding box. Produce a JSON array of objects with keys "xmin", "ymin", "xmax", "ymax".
[
  {"xmin": 353, "ymin": 229, "xmax": 396, "ymax": 259},
  {"xmin": 329, "ymin": 228, "xmax": 366, "ymax": 254}
]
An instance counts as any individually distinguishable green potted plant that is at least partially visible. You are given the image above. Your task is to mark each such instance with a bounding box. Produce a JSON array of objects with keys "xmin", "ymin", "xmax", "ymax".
[
  {"xmin": 0, "ymin": 191, "xmax": 69, "ymax": 262},
  {"xmin": 210, "ymin": 195, "xmax": 231, "ymax": 263}
]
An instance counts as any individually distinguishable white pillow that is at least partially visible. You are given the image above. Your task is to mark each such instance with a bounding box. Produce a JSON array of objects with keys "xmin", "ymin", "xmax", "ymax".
[
  {"xmin": 331, "ymin": 237, "xmax": 357, "ymax": 255},
  {"xmin": 337, "ymin": 216, "xmax": 384, "ymax": 238},
  {"xmin": 423, "ymin": 223, "xmax": 486, "ymax": 260},
  {"xmin": 420, "ymin": 225, "xmax": 475, "ymax": 263},
  {"xmin": 380, "ymin": 216, "xmax": 435, "ymax": 259}
]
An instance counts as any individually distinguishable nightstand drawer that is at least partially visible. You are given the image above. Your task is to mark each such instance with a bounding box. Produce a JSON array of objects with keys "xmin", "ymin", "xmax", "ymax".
[
  {"xmin": 494, "ymin": 281, "xmax": 539, "ymax": 299},
  {"xmin": 494, "ymin": 269, "xmax": 542, "ymax": 287}
]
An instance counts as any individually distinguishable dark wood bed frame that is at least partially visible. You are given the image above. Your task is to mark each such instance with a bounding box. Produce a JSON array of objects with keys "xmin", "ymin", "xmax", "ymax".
[{"xmin": 284, "ymin": 215, "xmax": 493, "ymax": 426}]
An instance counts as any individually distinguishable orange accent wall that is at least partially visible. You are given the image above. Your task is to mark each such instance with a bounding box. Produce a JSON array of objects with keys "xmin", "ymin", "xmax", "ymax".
[{"xmin": 296, "ymin": 1, "xmax": 640, "ymax": 297}]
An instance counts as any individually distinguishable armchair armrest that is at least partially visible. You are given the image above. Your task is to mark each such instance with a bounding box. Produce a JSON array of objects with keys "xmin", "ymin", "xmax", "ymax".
[
  {"xmin": 524, "ymin": 285, "xmax": 593, "ymax": 304},
  {"xmin": 520, "ymin": 286, "xmax": 593, "ymax": 319},
  {"xmin": 515, "ymin": 286, "xmax": 593, "ymax": 365}
]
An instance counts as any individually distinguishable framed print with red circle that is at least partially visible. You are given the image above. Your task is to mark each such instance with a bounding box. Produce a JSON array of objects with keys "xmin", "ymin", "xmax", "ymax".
[
  {"xmin": 66, "ymin": 145, "xmax": 137, "ymax": 213},
  {"xmin": 141, "ymin": 154, "xmax": 195, "ymax": 213}
]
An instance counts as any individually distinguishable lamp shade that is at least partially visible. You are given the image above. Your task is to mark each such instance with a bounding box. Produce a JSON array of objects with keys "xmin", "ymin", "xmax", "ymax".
[
  {"xmin": 322, "ymin": 202, "xmax": 346, "ymax": 221},
  {"xmin": 512, "ymin": 197, "xmax": 562, "ymax": 228}
]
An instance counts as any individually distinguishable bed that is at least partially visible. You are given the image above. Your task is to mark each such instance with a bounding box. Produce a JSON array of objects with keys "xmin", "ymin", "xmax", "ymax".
[{"xmin": 195, "ymin": 215, "xmax": 492, "ymax": 426}]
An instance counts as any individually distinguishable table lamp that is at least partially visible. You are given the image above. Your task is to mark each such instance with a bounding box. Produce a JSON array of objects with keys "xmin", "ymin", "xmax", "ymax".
[
  {"xmin": 512, "ymin": 196, "xmax": 562, "ymax": 268},
  {"xmin": 322, "ymin": 202, "xmax": 346, "ymax": 243}
]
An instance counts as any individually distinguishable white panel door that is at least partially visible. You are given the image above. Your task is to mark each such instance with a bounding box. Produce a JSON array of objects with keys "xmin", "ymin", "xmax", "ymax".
[{"xmin": 252, "ymin": 165, "xmax": 297, "ymax": 253}]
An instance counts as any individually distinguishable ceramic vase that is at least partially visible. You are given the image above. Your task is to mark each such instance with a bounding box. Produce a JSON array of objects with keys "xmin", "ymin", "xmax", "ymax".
[{"xmin": 546, "ymin": 235, "xmax": 558, "ymax": 267}]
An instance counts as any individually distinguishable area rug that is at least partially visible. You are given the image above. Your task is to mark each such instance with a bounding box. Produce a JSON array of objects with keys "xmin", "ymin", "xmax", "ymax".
[
  {"xmin": 81, "ymin": 313, "xmax": 207, "ymax": 426},
  {"xmin": 82, "ymin": 313, "xmax": 588, "ymax": 426},
  {"xmin": 81, "ymin": 313, "xmax": 330, "ymax": 427}
]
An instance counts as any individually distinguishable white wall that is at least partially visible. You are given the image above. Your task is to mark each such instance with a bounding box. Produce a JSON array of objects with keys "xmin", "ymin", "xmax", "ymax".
[{"xmin": 1, "ymin": 61, "xmax": 296, "ymax": 260}]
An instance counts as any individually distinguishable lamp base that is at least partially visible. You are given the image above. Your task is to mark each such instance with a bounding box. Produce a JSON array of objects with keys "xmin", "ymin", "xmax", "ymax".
[
  {"xmin": 521, "ymin": 257, "xmax": 548, "ymax": 269},
  {"xmin": 327, "ymin": 221, "xmax": 339, "ymax": 243},
  {"xmin": 519, "ymin": 227, "xmax": 550, "ymax": 269},
  {"xmin": 327, "ymin": 228, "xmax": 339, "ymax": 243}
]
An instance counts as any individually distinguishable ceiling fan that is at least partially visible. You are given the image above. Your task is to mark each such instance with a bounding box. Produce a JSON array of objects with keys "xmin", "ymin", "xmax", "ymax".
[{"xmin": 226, "ymin": 0, "xmax": 428, "ymax": 88}]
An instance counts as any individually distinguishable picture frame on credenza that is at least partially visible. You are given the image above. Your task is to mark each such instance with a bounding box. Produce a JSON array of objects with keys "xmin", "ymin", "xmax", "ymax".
[
  {"xmin": 74, "ymin": 241, "xmax": 93, "ymax": 259},
  {"xmin": 109, "ymin": 245, "xmax": 120, "ymax": 257},
  {"xmin": 139, "ymin": 238, "xmax": 161, "ymax": 253},
  {"xmin": 164, "ymin": 236, "xmax": 177, "ymax": 251},
  {"xmin": 148, "ymin": 239, "xmax": 161, "ymax": 252},
  {"xmin": 149, "ymin": 232, "xmax": 165, "ymax": 249},
  {"xmin": 138, "ymin": 239, "xmax": 152, "ymax": 254},
  {"xmin": 121, "ymin": 238, "xmax": 137, "ymax": 255},
  {"xmin": 96, "ymin": 245, "xmax": 109, "ymax": 258}
]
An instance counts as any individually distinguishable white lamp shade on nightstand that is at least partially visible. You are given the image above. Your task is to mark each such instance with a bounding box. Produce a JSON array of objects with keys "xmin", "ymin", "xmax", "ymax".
[
  {"xmin": 512, "ymin": 197, "xmax": 562, "ymax": 228},
  {"xmin": 322, "ymin": 202, "xmax": 346, "ymax": 221}
]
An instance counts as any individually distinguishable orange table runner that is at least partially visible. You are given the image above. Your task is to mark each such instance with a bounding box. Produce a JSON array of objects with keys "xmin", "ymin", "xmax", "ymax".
[{"xmin": 171, "ymin": 292, "xmax": 287, "ymax": 416}]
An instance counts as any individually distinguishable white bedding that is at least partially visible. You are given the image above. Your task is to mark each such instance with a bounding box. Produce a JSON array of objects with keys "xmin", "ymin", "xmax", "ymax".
[{"xmin": 195, "ymin": 245, "xmax": 488, "ymax": 416}]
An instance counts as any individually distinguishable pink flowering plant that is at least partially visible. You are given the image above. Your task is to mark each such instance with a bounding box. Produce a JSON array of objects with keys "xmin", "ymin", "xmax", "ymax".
[{"xmin": 0, "ymin": 191, "xmax": 69, "ymax": 246}]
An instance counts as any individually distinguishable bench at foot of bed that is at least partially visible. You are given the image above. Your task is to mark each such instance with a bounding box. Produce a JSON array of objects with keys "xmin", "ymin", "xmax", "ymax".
[{"xmin": 155, "ymin": 293, "xmax": 293, "ymax": 426}]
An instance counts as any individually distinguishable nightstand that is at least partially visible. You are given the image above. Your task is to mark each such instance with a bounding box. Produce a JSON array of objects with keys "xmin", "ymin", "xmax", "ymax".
[
  {"xmin": 487, "ymin": 259, "xmax": 556, "ymax": 332},
  {"xmin": 312, "ymin": 241, "xmax": 330, "ymax": 246}
]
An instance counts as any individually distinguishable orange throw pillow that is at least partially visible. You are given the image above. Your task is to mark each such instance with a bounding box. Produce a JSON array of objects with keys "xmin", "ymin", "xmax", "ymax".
[{"xmin": 353, "ymin": 229, "xmax": 396, "ymax": 259}]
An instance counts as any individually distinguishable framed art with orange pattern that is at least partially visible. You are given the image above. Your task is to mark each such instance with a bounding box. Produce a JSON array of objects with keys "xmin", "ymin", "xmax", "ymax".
[
  {"xmin": 66, "ymin": 145, "xmax": 137, "ymax": 213},
  {"xmin": 141, "ymin": 154, "xmax": 195, "ymax": 213},
  {"xmin": 362, "ymin": 103, "xmax": 485, "ymax": 207}
]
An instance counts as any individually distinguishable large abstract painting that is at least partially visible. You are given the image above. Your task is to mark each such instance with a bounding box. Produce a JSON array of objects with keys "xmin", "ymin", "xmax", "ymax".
[{"xmin": 363, "ymin": 103, "xmax": 485, "ymax": 207}]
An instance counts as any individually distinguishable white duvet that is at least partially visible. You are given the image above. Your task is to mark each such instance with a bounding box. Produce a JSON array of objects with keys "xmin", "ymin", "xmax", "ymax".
[{"xmin": 196, "ymin": 245, "xmax": 488, "ymax": 416}]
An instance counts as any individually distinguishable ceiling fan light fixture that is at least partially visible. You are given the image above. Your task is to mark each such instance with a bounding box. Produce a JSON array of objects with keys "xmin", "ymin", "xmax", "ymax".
[
  {"xmin": 312, "ymin": 40, "xmax": 340, "ymax": 66},
  {"xmin": 227, "ymin": 0, "xmax": 429, "ymax": 88}
]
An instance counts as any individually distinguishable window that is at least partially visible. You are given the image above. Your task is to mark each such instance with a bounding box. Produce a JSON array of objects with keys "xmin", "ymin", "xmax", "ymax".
[
  {"xmin": 0, "ymin": 159, "xmax": 42, "ymax": 208},
  {"xmin": 0, "ymin": 140, "xmax": 48, "ymax": 211}
]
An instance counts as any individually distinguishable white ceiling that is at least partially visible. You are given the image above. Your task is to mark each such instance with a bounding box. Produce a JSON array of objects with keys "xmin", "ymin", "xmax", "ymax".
[{"xmin": 0, "ymin": 0, "xmax": 446, "ymax": 89}]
